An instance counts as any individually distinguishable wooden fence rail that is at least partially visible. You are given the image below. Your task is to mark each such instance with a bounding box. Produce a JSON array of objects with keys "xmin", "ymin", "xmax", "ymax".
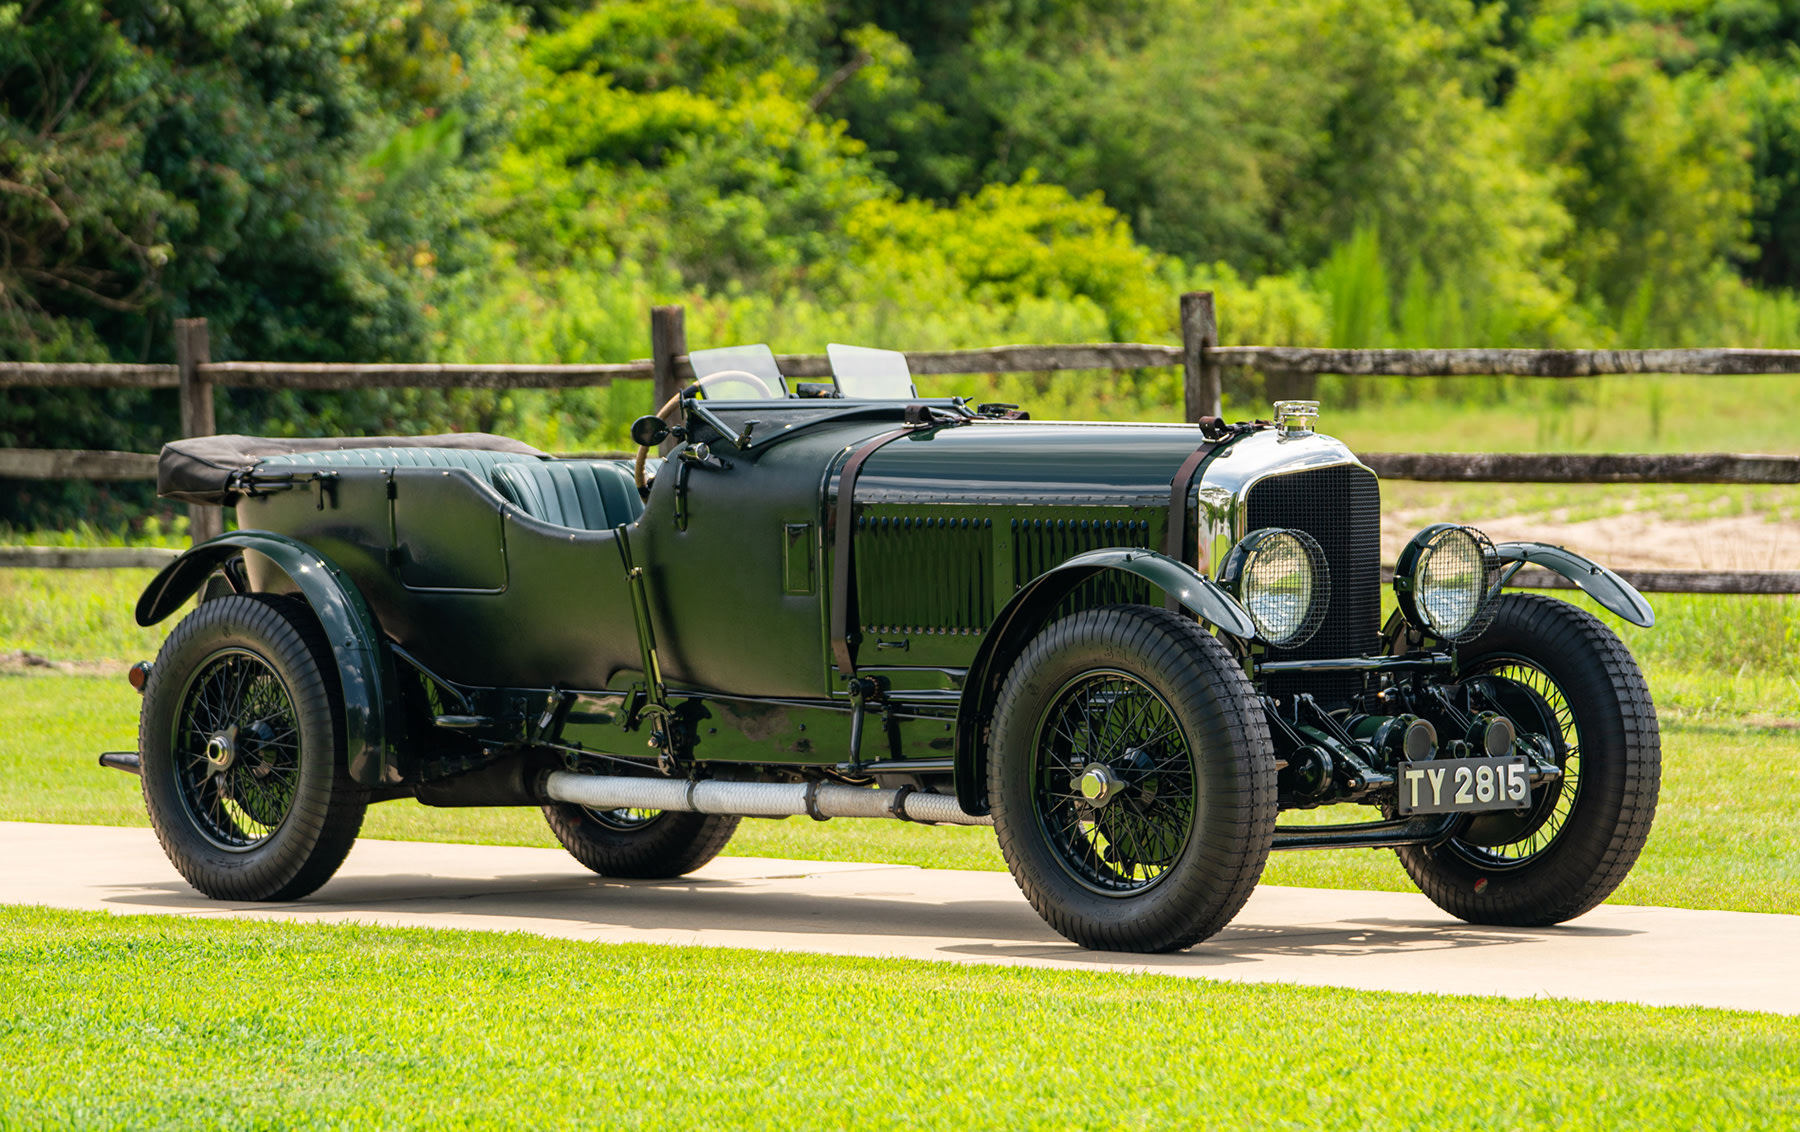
[
  {"xmin": 0, "ymin": 449, "xmax": 160, "ymax": 480},
  {"xmin": 0, "ymin": 363, "xmax": 179, "ymax": 388},
  {"xmin": 4, "ymin": 294, "xmax": 1795, "ymax": 594},
  {"xmin": 1209, "ymin": 346, "xmax": 1800, "ymax": 377},
  {"xmin": 16, "ymin": 343, "xmax": 1800, "ymax": 389},
  {"xmin": 1358, "ymin": 452, "xmax": 1800, "ymax": 484},
  {"xmin": 0, "ymin": 546, "xmax": 181, "ymax": 569},
  {"xmin": 1412, "ymin": 567, "xmax": 1800, "ymax": 596}
]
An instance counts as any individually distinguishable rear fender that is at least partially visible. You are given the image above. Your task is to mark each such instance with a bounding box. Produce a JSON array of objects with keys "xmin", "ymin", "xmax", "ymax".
[
  {"xmin": 951, "ymin": 548, "xmax": 1257, "ymax": 814},
  {"xmin": 1494, "ymin": 541, "xmax": 1655, "ymax": 628},
  {"xmin": 136, "ymin": 531, "xmax": 398, "ymax": 787}
]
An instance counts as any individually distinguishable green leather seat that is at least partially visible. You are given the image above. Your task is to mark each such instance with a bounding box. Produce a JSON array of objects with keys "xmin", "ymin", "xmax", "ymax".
[{"xmin": 490, "ymin": 460, "xmax": 644, "ymax": 531}]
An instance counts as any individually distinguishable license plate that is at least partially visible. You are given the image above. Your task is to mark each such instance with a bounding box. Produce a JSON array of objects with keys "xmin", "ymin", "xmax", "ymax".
[{"xmin": 1396, "ymin": 756, "xmax": 1530, "ymax": 815}]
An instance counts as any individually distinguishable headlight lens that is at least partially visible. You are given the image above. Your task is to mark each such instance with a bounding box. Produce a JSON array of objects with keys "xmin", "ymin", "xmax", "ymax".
[
  {"xmin": 1221, "ymin": 528, "xmax": 1330, "ymax": 647},
  {"xmin": 1395, "ymin": 524, "xmax": 1500, "ymax": 642}
]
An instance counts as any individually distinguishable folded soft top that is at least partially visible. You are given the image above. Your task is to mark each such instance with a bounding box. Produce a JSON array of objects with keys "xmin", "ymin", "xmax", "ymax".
[{"xmin": 158, "ymin": 433, "xmax": 546, "ymax": 506}]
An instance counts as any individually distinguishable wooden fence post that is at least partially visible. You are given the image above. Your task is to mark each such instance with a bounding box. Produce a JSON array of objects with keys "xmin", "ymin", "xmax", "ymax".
[
  {"xmin": 1181, "ymin": 292, "xmax": 1222, "ymax": 422},
  {"xmin": 650, "ymin": 304, "xmax": 686, "ymax": 454},
  {"xmin": 175, "ymin": 318, "xmax": 224, "ymax": 544}
]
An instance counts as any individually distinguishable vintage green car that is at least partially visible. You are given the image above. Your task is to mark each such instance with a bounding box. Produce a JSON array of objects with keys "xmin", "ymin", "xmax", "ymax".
[{"xmin": 111, "ymin": 344, "xmax": 1661, "ymax": 952}]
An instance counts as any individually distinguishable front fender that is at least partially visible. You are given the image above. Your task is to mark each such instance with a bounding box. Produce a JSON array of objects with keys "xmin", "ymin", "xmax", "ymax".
[
  {"xmin": 137, "ymin": 531, "xmax": 397, "ymax": 787},
  {"xmin": 951, "ymin": 548, "xmax": 1257, "ymax": 814},
  {"xmin": 1495, "ymin": 541, "xmax": 1655, "ymax": 628}
]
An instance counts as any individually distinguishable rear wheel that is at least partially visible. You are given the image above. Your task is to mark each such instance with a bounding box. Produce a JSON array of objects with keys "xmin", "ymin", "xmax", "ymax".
[
  {"xmin": 543, "ymin": 801, "xmax": 739, "ymax": 879},
  {"xmin": 139, "ymin": 594, "xmax": 367, "ymax": 901},
  {"xmin": 989, "ymin": 605, "xmax": 1277, "ymax": 952},
  {"xmin": 1397, "ymin": 593, "xmax": 1660, "ymax": 925}
]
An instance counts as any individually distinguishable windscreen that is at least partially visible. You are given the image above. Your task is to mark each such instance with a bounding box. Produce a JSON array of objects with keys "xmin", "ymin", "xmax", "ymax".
[
  {"xmin": 688, "ymin": 344, "xmax": 787, "ymax": 399},
  {"xmin": 827, "ymin": 343, "xmax": 917, "ymax": 400}
]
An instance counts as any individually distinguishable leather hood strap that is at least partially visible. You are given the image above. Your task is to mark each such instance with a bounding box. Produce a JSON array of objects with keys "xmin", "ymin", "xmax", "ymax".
[{"xmin": 830, "ymin": 427, "xmax": 915, "ymax": 678}]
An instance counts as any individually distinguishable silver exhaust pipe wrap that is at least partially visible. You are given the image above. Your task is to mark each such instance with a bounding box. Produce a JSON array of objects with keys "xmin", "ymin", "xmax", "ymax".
[{"xmin": 544, "ymin": 771, "xmax": 993, "ymax": 827}]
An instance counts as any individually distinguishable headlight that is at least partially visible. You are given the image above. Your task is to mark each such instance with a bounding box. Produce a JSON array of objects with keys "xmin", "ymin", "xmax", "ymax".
[
  {"xmin": 1220, "ymin": 528, "xmax": 1330, "ymax": 647},
  {"xmin": 1394, "ymin": 524, "xmax": 1500, "ymax": 642}
]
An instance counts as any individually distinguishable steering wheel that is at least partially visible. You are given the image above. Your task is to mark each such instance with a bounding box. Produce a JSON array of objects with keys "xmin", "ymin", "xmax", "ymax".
[{"xmin": 634, "ymin": 369, "xmax": 778, "ymax": 496}]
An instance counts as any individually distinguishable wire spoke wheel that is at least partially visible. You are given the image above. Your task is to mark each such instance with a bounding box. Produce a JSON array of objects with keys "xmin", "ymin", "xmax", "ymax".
[
  {"xmin": 173, "ymin": 648, "xmax": 303, "ymax": 850},
  {"xmin": 1449, "ymin": 657, "xmax": 1581, "ymax": 868},
  {"xmin": 1395, "ymin": 593, "xmax": 1660, "ymax": 927},
  {"xmin": 583, "ymin": 806, "xmax": 665, "ymax": 832},
  {"xmin": 139, "ymin": 594, "xmax": 366, "ymax": 903},
  {"xmin": 1033, "ymin": 671, "xmax": 1196, "ymax": 895},
  {"xmin": 546, "ymin": 775, "xmax": 737, "ymax": 879},
  {"xmin": 990, "ymin": 605, "xmax": 1276, "ymax": 953}
]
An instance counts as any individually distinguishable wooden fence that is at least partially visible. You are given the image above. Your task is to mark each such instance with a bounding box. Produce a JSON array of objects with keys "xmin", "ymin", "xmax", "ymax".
[{"xmin": 3, "ymin": 294, "xmax": 1795, "ymax": 593}]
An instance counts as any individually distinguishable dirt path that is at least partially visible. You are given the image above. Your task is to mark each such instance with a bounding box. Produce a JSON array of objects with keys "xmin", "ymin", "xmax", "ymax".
[{"xmin": 1382, "ymin": 510, "xmax": 1800, "ymax": 571}]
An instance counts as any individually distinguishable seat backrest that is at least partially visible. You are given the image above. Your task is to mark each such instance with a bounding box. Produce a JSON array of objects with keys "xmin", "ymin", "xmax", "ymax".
[
  {"xmin": 259, "ymin": 447, "xmax": 537, "ymax": 477},
  {"xmin": 490, "ymin": 460, "xmax": 644, "ymax": 531}
]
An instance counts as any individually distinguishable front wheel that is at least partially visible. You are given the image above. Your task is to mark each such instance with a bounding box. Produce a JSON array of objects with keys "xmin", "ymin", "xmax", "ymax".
[
  {"xmin": 139, "ymin": 594, "xmax": 367, "ymax": 901},
  {"xmin": 1398, "ymin": 593, "xmax": 1661, "ymax": 925},
  {"xmin": 989, "ymin": 605, "xmax": 1277, "ymax": 953}
]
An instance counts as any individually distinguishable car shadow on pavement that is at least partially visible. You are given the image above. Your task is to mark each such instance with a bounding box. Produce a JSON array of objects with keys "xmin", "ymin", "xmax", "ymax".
[
  {"xmin": 941, "ymin": 915, "xmax": 1641, "ymax": 969},
  {"xmin": 96, "ymin": 868, "xmax": 1641, "ymax": 964},
  {"xmin": 99, "ymin": 871, "xmax": 1060, "ymax": 942}
]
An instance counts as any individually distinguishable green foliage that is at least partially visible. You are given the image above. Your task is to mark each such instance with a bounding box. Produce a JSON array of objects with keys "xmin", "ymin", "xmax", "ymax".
[
  {"xmin": 1509, "ymin": 30, "xmax": 1757, "ymax": 338},
  {"xmin": 0, "ymin": 0, "xmax": 523, "ymax": 525},
  {"xmin": 12, "ymin": 0, "xmax": 1800, "ymax": 525}
]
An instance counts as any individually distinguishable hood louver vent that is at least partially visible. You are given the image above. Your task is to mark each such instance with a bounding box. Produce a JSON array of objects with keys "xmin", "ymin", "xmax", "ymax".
[
  {"xmin": 851, "ymin": 507, "xmax": 1163, "ymax": 640},
  {"xmin": 1011, "ymin": 515, "xmax": 1156, "ymax": 589},
  {"xmin": 855, "ymin": 513, "xmax": 995, "ymax": 635}
]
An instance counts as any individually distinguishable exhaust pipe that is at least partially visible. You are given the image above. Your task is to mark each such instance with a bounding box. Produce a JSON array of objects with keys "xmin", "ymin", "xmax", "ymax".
[
  {"xmin": 544, "ymin": 771, "xmax": 992, "ymax": 827},
  {"xmin": 99, "ymin": 751, "xmax": 142, "ymax": 776}
]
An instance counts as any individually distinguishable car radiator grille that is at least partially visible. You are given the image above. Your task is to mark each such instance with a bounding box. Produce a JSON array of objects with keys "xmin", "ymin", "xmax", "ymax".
[{"xmin": 1244, "ymin": 463, "xmax": 1382, "ymax": 708}]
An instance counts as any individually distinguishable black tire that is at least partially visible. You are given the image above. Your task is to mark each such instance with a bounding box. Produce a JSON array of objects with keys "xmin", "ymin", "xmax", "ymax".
[
  {"xmin": 139, "ymin": 594, "xmax": 367, "ymax": 901},
  {"xmin": 988, "ymin": 605, "xmax": 1277, "ymax": 952},
  {"xmin": 1398, "ymin": 593, "xmax": 1660, "ymax": 925},
  {"xmin": 542, "ymin": 802, "xmax": 739, "ymax": 879}
]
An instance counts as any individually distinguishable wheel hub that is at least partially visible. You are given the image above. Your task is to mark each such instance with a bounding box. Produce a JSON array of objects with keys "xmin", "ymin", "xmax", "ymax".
[
  {"xmin": 203, "ymin": 726, "xmax": 239, "ymax": 773},
  {"xmin": 1075, "ymin": 763, "xmax": 1127, "ymax": 807}
]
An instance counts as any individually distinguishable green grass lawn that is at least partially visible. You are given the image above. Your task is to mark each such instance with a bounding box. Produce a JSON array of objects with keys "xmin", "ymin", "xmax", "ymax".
[
  {"xmin": 5, "ymin": 670, "xmax": 1795, "ymax": 915},
  {"xmin": 0, "ymin": 906, "xmax": 1793, "ymax": 1131},
  {"xmin": 0, "ymin": 567, "xmax": 175, "ymax": 666}
]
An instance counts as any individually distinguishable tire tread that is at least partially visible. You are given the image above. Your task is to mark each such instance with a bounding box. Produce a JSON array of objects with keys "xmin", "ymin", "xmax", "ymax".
[
  {"xmin": 139, "ymin": 594, "xmax": 366, "ymax": 902},
  {"xmin": 989, "ymin": 605, "xmax": 1276, "ymax": 952}
]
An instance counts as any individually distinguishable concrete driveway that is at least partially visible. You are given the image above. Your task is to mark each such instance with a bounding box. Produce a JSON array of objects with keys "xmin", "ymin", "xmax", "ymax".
[{"xmin": 4, "ymin": 821, "xmax": 1794, "ymax": 1015}]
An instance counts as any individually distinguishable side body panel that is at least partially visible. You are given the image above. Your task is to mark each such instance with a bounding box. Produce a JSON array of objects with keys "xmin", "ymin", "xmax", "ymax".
[{"xmin": 236, "ymin": 468, "xmax": 640, "ymax": 690}]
